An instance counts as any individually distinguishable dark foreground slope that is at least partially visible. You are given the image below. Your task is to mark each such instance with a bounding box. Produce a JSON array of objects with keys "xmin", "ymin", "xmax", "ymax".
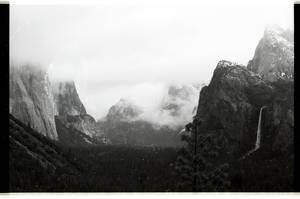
[
  {"xmin": 9, "ymin": 114, "xmax": 178, "ymax": 192},
  {"xmin": 9, "ymin": 114, "xmax": 80, "ymax": 191}
]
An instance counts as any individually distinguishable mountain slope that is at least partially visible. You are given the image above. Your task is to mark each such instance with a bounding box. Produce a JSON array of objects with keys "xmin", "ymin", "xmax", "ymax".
[
  {"xmin": 9, "ymin": 114, "xmax": 79, "ymax": 191},
  {"xmin": 9, "ymin": 65, "xmax": 105, "ymax": 144},
  {"xmin": 98, "ymin": 98, "xmax": 182, "ymax": 147},
  {"xmin": 52, "ymin": 81, "xmax": 87, "ymax": 116},
  {"xmin": 195, "ymin": 60, "xmax": 274, "ymax": 156},
  {"xmin": 52, "ymin": 80, "xmax": 105, "ymax": 141},
  {"xmin": 195, "ymin": 62, "xmax": 293, "ymax": 157},
  {"xmin": 185, "ymin": 26, "xmax": 294, "ymax": 191},
  {"xmin": 97, "ymin": 83, "xmax": 202, "ymax": 147},
  {"xmin": 195, "ymin": 26, "xmax": 294, "ymax": 157},
  {"xmin": 55, "ymin": 115, "xmax": 108, "ymax": 146},
  {"xmin": 247, "ymin": 25, "xmax": 294, "ymax": 81}
]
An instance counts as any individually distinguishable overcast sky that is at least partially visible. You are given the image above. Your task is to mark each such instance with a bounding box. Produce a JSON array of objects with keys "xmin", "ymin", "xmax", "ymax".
[{"xmin": 10, "ymin": 0, "xmax": 293, "ymax": 120}]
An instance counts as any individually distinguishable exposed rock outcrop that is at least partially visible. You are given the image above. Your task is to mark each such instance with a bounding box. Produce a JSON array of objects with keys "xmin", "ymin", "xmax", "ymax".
[
  {"xmin": 247, "ymin": 25, "xmax": 294, "ymax": 82},
  {"xmin": 9, "ymin": 65, "xmax": 58, "ymax": 140},
  {"xmin": 195, "ymin": 60, "xmax": 272, "ymax": 156},
  {"xmin": 52, "ymin": 81, "xmax": 86, "ymax": 116},
  {"xmin": 52, "ymin": 80, "xmax": 106, "ymax": 142},
  {"xmin": 9, "ymin": 114, "xmax": 79, "ymax": 191},
  {"xmin": 9, "ymin": 65, "xmax": 105, "ymax": 143},
  {"xmin": 194, "ymin": 26, "xmax": 294, "ymax": 158}
]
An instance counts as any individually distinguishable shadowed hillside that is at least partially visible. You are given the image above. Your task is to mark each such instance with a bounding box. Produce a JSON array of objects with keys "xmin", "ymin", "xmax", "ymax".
[{"xmin": 9, "ymin": 114, "xmax": 179, "ymax": 192}]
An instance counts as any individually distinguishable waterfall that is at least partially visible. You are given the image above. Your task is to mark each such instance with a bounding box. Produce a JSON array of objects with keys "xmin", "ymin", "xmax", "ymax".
[
  {"xmin": 177, "ymin": 128, "xmax": 186, "ymax": 135},
  {"xmin": 177, "ymin": 127, "xmax": 192, "ymax": 137},
  {"xmin": 254, "ymin": 106, "xmax": 267, "ymax": 150},
  {"xmin": 242, "ymin": 106, "xmax": 267, "ymax": 159}
]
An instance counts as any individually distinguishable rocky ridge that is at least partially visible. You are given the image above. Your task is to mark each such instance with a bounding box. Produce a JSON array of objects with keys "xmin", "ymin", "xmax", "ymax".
[
  {"xmin": 194, "ymin": 26, "xmax": 294, "ymax": 158},
  {"xmin": 247, "ymin": 25, "xmax": 294, "ymax": 81},
  {"xmin": 9, "ymin": 65, "xmax": 105, "ymax": 144}
]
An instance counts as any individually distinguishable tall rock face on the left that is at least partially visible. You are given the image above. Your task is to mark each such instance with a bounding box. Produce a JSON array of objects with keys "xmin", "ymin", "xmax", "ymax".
[{"xmin": 9, "ymin": 65, "xmax": 58, "ymax": 140}]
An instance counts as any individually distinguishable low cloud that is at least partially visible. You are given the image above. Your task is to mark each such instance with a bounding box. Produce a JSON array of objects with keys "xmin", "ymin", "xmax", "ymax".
[
  {"xmin": 141, "ymin": 84, "xmax": 201, "ymax": 128},
  {"xmin": 10, "ymin": 2, "xmax": 293, "ymax": 119}
]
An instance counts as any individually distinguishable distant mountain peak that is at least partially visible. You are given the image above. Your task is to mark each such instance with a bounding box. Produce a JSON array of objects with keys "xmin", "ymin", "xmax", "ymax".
[
  {"xmin": 247, "ymin": 25, "xmax": 294, "ymax": 81},
  {"xmin": 106, "ymin": 98, "xmax": 143, "ymax": 122},
  {"xmin": 116, "ymin": 98, "xmax": 135, "ymax": 107}
]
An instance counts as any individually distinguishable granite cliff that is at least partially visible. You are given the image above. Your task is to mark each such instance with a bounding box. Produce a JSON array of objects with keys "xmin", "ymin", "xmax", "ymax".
[
  {"xmin": 9, "ymin": 66, "xmax": 105, "ymax": 144},
  {"xmin": 9, "ymin": 65, "xmax": 58, "ymax": 140},
  {"xmin": 194, "ymin": 26, "xmax": 293, "ymax": 158}
]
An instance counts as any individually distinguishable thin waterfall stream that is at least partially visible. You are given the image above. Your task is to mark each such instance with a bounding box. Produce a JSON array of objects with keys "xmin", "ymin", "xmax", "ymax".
[{"xmin": 242, "ymin": 106, "xmax": 267, "ymax": 159}]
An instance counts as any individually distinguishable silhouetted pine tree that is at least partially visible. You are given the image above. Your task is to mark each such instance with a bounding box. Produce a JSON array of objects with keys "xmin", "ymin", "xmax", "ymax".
[{"xmin": 172, "ymin": 116, "xmax": 230, "ymax": 191}]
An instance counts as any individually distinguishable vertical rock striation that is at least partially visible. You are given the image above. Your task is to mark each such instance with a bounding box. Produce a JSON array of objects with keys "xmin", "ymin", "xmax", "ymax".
[
  {"xmin": 9, "ymin": 65, "xmax": 105, "ymax": 143},
  {"xmin": 9, "ymin": 65, "xmax": 58, "ymax": 140}
]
